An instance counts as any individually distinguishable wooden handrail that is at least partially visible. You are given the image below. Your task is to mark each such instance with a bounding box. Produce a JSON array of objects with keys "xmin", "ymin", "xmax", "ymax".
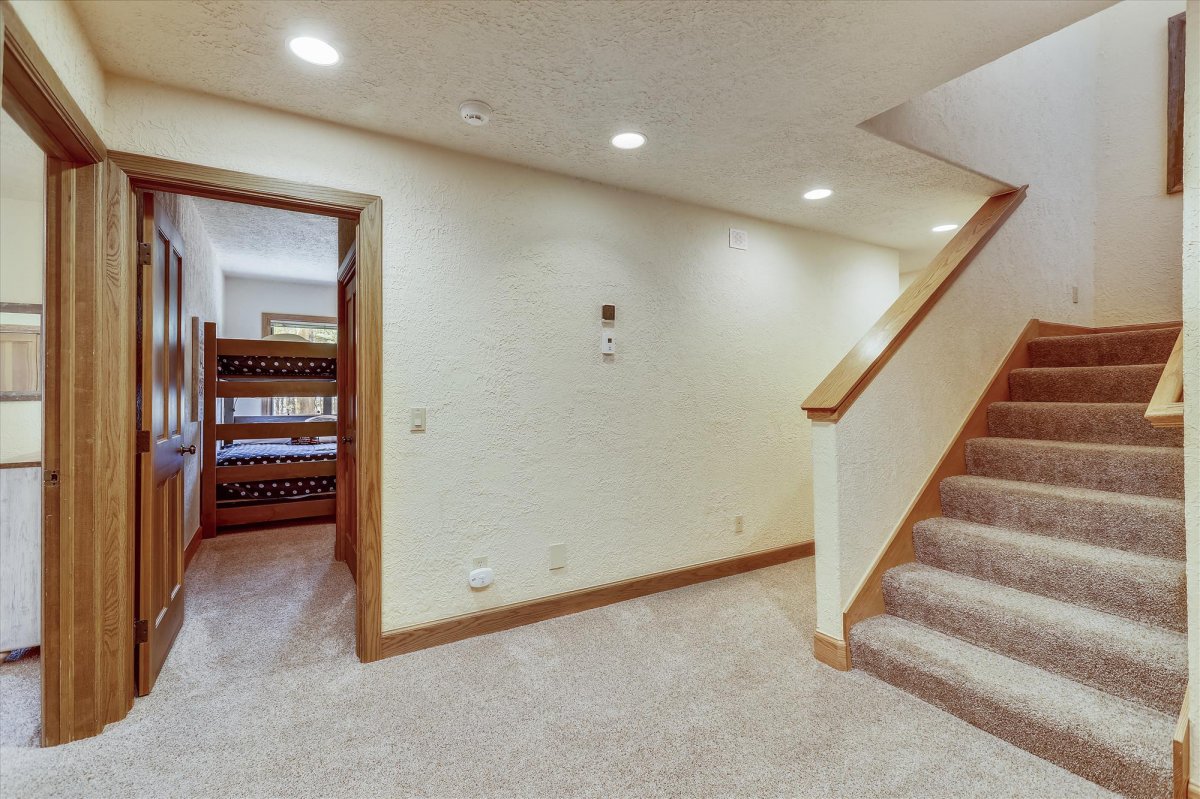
[
  {"xmin": 803, "ymin": 186, "xmax": 1027, "ymax": 422},
  {"xmin": 1145, "ymin": 330, "xmax": 1184, "ymax": 428}
]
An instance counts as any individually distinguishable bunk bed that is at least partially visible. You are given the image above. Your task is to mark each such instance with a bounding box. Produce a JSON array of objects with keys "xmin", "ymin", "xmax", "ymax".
[{"xmin": 201, "ymin": 321, "xmax": 339, "ymax": 535}]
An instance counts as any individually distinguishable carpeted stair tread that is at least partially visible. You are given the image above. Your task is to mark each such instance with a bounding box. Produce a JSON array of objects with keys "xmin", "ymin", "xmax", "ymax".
[
  {"xmin": 987, "ymin": 401, "xmax": 1182, "ymax": 447},
  {"xmin": 1028, "ymin": 327, "xmax": 1180, "ymax": 368},
  {"xmin": 1009, "ymin": 364, "xmax": 1164, "ymax": 403},
  {"xmin": 912, "ymin": 517, "xmax": 1185, "ymax": 632},
  {"xmin": 883, "ymin": 563, "xmax": 1187, "ymax": 714},
  {"xmin": 849, "ymin": 615, "xmax": 1173, "ymax": 799},
  {"xmin": 965, "ymin": 437, "xmax": 1183, "ymax": 499},
  {"xmin": 939, "ymin": 475, "xmax": 1184, "ymax": 560}
]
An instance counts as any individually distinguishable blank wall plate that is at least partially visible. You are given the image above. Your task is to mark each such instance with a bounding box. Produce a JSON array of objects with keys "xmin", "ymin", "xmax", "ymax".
[
  {"xmin": 734, "ymin": 515, "xmax": 744, "ymax": 535},
  {"xmin": 548, "ymin": 543, "xmax": 566, "ymax": 570},
  {"xmin": 729, "ymin": 228, "xmax": 748, "ymax": 250}
]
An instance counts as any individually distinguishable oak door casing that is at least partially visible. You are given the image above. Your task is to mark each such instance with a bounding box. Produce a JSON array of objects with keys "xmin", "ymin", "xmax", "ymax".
[{"xmin": 135, "ymin": 192, "xmax": 187, "ymax": 696}]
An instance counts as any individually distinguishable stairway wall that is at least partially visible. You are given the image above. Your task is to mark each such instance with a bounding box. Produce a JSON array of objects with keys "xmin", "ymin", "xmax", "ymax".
[
  {"xmin": 815, "ymin": 0, "xmax": 1186, "ymax": 639},
  {"xmin": 1183, "ymin": 0, "xmax": 1199, "ymax": 774}
]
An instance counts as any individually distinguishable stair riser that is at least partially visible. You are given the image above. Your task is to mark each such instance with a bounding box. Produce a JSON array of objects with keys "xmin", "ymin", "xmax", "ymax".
[
  {"xmin": 1029, "ymin": 329, "xmax": 1180, "ymax": 368},
  {"xmin": 939, "ymin": 478, "xmax": 1185, "ymax": 560},
  {"xmin": 987, "ymin": 403, "xmax": 1182, "ymax": 448},
  {"xmin": 1009, "ymin": 366, "xmax": 1162, "ymax": 403},
  {"xmin": 966, "ymin": 439, "xmax": 1184, "ymax": 499},
  {"xmin": 851, "ymin": 635, "xmax": 1170, "ymax": 799},
  {"xmin": 913, "ymin": 525, "xmax": 1186, "ymax": 632},
  {"xmin": 883, "ymin": 574, "xmax": 1186, "ymax": 714}
]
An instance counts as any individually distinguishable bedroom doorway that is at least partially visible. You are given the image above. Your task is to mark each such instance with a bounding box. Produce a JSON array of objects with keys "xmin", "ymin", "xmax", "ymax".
[{"xmin": 134, "ymin": 187, "xmax": 364, "ymax": 693}]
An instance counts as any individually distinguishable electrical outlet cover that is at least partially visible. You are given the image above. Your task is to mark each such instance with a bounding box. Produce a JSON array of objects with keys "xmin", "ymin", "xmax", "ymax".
[{"xmin": 729, "ymin": 228, "xmax": 748, "ymax": 250}]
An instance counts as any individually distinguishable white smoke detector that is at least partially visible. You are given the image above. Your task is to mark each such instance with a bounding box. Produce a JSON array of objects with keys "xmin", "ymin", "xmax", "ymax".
[{"xmin": 459, "ymin": 100, "xmax": 493, "ymax": 126}]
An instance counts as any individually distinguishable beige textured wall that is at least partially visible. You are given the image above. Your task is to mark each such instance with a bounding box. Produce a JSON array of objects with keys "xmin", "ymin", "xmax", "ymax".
[
  {"xmin": 97, "ymin": 77, "xmax": 900, "ymax": 630},
  {"xmin": 1183, "ymin": 0, "xmax": 1199, "ymax": 769},
  {"xmin": 154, "ymin": 193, "xmax": 223, "ymax": 547}
]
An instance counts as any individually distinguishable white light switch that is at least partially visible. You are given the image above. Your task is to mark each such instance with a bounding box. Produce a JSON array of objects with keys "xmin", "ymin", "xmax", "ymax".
[
  {"xmin": 548, "ymin": 543, "xmax": 566, "ymax": 570},
  {"xmin": 411, "ymin": 407, "xmax": 427, "ymax": 431},
  {"xmin": 601, "ymin": 330, "xmax": 615, "ymax": 355}
]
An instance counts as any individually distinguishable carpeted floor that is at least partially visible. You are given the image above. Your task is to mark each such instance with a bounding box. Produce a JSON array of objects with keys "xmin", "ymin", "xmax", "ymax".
[{"xmin": 0, "ymin": 522, "xmax": 1113, "ymax": 798}]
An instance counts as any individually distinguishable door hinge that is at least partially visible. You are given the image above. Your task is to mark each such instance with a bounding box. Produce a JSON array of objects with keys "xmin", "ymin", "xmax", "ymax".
[
  {"xmin": 134, "ymin": 619, "xmax": 148, "ymax": 644},
  {"xmin": 138, "ymin": 241, "xmax": 151, "ymax": 266},
  {"xmin": 43, "ymin": 469, "xmax": 59, "ymax": 487},
  {"xmin": 136, "ymin": 430, "xmax": 151, "ymax": 453}
]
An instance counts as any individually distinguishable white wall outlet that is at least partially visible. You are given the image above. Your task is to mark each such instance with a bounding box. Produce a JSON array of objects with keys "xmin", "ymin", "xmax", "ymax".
[
  {"xmin": 411, "ymin": 407, "xmax": 427, "ymax": 432},
  {"xmin": 548, "ymin": 543, "xmax": 566, "ymax": 570},
  {"xmin": 729, "ymin": 228, "xmax": 748, "ymax": 250},
  {"xmin": 734, "ymin": 515, "xmax": 744, "ymax": 535},
  {"xmin": 468, "ymin": 566, "xmax": 494, "ymax": 589},
  {"xmin": 472, "ymin": 556, "xmax": 488, "ymax": 569},
  {"xmin": 601, "ymin": 330, "xmax": 615, "ymax": 355}
]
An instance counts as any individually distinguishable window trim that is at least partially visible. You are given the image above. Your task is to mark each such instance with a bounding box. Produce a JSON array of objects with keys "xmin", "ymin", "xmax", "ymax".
[{"xmin": 260, "ymin": 311, "xmax": 337, "ymax": 338}]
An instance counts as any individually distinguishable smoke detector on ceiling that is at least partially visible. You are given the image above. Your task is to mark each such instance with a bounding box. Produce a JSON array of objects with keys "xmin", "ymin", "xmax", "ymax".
[{"xmin": 459, "ymin": 100, "xmax": 493, "ymax": 126}]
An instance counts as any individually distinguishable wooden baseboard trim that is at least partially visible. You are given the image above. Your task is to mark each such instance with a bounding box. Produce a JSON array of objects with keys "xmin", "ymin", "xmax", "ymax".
[
  {"xmin": 813, "ymin": 630, "xmax": 852, "ymax": 671},
  {"xmin": 1188, "ymin": 781, "xmax": 1199, "ymax": 799},
  {"xmin": 379, "ymin": 540, "xmax": 814, "ymax": 659},
  {"xmin": 184, "ymin": 526, "xmax": 203, "ymax": 572}
]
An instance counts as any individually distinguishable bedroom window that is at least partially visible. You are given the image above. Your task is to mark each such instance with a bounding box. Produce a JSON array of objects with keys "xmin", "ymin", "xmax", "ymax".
[{"xmin": 261, "ymin": 312, "xmax": 337, "ymax": 417}]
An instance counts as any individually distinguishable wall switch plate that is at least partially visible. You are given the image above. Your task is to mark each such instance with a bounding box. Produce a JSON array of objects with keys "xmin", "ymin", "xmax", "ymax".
[
  {"xmin": 601, "ymin": 330, "xmax": 615, "ymax": 355},
  {"xmin": 411, "ymin": 407, "xmax": 427, "ymax": 432},
  {"xmin": 548, "ymin": 543, "xmax": 566, "ymax": 570},
  {"xmin": 734, "ymin": 515, "xmax": 744, "ymax": 535},
  {"xmin": 1071, "ymin": 285, "xmax": 1079, "ymax": 304},
  {"xmin": 729, "ymin": 228, "xmax": 748, "ymax": 250}
]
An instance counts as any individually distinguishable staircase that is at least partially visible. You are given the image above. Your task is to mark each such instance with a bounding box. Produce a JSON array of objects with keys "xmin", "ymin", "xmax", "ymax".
[{"xmin": 849, "ymin": 326, "xmax": 1186, "ymax": 799}]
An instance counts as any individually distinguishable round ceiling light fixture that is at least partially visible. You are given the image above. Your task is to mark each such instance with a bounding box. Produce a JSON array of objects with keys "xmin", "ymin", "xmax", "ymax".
[
  {"xmin": 459, "ymin": 100, "xmax": 493, "ymax": 126},
  {"xmin": 803, "ymin": 188, "xmax": 833, "ymax": 200},
  {"xmin": 611, "ymin": 132, "xmax": 647, "ymax": 150},
  {"xmin": 931, "ymin": 223, "xmax": 959, "ymax": 233},
  {"xmin": 288, "ymin": 36, "xmax": 340, "ymax": 66}
]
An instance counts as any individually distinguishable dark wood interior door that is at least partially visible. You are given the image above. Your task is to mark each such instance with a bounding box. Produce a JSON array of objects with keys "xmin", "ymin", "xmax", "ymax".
[
  {"xmin": 135, "ymin": 192, "xmax": 187, "ymax": 695},
  {"xmin": 336, "ymin": 255, "xmax": 358, "ymax": 581}
]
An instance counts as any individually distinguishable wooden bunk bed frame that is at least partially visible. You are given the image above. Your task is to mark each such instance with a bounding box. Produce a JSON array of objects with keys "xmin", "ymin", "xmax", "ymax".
[{"xmin": 201, "ymin": 322, "xmax": 339, "ymax": 535}]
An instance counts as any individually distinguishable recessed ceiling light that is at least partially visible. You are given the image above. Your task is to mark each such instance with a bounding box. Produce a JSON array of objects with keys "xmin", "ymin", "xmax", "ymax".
[
  {"xmin": 288, "ymin": 36, "xmax": 340, "ymax": 66},
  {"xmin": 931, "ymin": 224, "xmax": 959, "ymax": 233},
  {"xmin": 611, "ymin": 132, "xmax": 647, "ymax": 150},
  {"xmin": 803, "ymin": 188, "xmax": 833, "ymax": 200}
]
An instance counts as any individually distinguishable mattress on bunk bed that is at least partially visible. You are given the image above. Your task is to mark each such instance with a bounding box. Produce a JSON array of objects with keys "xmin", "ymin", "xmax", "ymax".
[
  {"xmin": 215, "ymin": 442, "xmax": 336, "ymax": 503},
  {"xmin": 216, "ymin": 354, "xmax": 336, "ymax": 378}
]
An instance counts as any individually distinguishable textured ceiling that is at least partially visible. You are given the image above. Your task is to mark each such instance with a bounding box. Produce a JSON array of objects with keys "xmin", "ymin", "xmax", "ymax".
[
  {"xmin": 73, "ymin": 0, "xmax": 1110, "ymax": 250},
  {"xmin": 188, "ymin": 197, "xmax": 339, "ymax": 284}
]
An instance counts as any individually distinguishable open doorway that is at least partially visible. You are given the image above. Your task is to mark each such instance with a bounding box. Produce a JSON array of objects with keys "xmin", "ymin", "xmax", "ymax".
[
  {"xmin": 0, "ymin": 104, "xmax": 47, "ymax": 748},
  {"xmin": 133, "ymin": 190, "xmax": 358, "ymax": 695}
]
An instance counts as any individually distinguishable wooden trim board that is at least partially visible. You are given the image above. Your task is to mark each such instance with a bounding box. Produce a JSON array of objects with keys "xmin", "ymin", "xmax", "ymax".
[
  {"xmin": 184, "ymin": 527, "xmax": 203, "ymax": 572},
  {"xmin": 381, "ymin": 541, "xmax": 814, "ymax": 658},
  {"xmin": 1175, "ymin": 686, "xmax": 1190, "ymax": 799},
  {"xmin": 216, "ymin": 498, "xmax": 336, "ymax": 528},
  {"xmin": 1167, "ymin": 12, "xmax": 1185, "ymax": 195},
  {"xmin": 1147, "ymin": 330, "xmax": 1184, "ymax": 428},
  {"xmin": 261, "ymin": 311, "xmax": 336, "ymax": 338},
  {"xmin": 803, "ymin": 187, "xmax": 1026, "ymax": 422},
  {"xmin": 813, "ymin": 630, "xmax": 851, "ymax": 671}
]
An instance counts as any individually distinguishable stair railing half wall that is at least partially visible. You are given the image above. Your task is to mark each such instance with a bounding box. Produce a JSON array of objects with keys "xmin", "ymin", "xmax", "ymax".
[{"xmin": 804, "ymin": 186, "xmax": 1027, "ymax": 671}]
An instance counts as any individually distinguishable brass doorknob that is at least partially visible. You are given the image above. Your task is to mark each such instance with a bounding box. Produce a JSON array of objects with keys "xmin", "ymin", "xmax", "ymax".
[{"xmin": 179, "ymin": 444, "xmax": 197, "ymax": 455}]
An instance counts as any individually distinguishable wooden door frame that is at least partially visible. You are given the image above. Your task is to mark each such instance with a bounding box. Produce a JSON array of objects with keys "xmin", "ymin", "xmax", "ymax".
[
  {"xmin": 3, "ymin": 0, "xmax": 383, "ymax": 746},
  {"xmin": 109, "ymin": 152, "xmax": 385, "ymax": 669}
]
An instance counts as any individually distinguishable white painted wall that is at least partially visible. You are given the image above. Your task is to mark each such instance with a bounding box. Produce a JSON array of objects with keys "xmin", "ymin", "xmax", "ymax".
[
  {"xmin": 815, "ymin": 0, "xmax": 1184, "ymax": 637},
  {"xmin": 222, "ymin": 276, "xmax": 337, "ymax": 418},
  {"xmin": 222, "ymin": 276, "xmax": 336, "ymax": 340},
  {"xmin": 1182, "ymin": 0, "xmax": 1199, "ymax": 770},
  {"xmin": 155, "ymin": 193, "xmax": 223, "ymax": 547},
  {"xmin": 94, "ymin": 77, "xmax": 899, "ymax": 630}
]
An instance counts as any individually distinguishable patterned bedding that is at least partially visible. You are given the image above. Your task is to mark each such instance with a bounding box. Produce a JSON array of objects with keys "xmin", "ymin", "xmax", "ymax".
[
  {"xmin": 217, "ymin": 354, "xmax": 336, "ymax": 379},
  {"xmin": 216, "ymin": 442, "xmax": 336, "ymax": 503}
]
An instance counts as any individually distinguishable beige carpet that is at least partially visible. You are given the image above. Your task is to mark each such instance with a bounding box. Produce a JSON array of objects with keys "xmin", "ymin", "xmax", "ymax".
[{"xmin": 0, "ymin": 523, "xmax": 1113, "ymax": 798}]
